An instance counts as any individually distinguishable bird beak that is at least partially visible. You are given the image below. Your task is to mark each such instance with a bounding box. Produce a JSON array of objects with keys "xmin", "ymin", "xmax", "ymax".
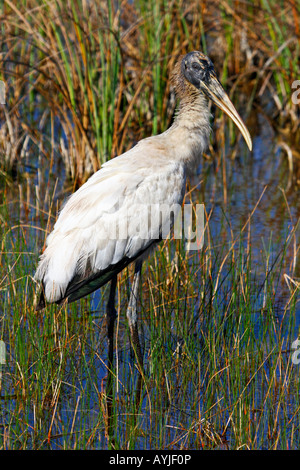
[{"xmin": 201, "ymin": 75, "xmax": 252, "ymax": 151}]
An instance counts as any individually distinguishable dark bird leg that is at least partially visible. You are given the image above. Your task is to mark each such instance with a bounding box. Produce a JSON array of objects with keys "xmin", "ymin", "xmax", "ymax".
[
  {"xmin": 105, "ymin": 274, "xmax": 117, "ymax": 443},
  {"xmin": 126, "ymin": 260, "xmax": 144, "ymax": 408},
  {"xmin": 126, "ymin": 260, "xmax": 144, "ymax": 369}
]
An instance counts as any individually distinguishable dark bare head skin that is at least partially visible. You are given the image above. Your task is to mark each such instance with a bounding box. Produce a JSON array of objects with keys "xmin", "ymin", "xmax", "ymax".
[
  {"xmin": 171, "ymin": 51, "xmax": 218, "ymax": 99},
  {"xmin": 171, "ymin": 51, "xmax": 252, "ymax": 151}
]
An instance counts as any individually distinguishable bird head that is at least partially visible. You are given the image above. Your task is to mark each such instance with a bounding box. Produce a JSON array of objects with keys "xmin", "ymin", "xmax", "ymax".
[{"xmin": 174, "ymin": 51, "xmax": 252, "ymax": 151}]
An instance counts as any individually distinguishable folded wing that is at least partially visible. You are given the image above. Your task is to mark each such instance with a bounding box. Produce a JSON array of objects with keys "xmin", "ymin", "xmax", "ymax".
[{"xmin": 35, "ymin": 139, "xmax": 186, "ymax": 307}]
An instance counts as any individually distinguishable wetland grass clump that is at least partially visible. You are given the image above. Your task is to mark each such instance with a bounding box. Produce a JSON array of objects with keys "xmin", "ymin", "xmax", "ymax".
[{"xmin": 0, "ymin": 182, "xmax": 299, "ymax": 449}]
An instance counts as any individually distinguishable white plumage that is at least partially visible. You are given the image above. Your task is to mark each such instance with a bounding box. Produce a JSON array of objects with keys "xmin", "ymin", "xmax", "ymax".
[{"xmin": 35, "ymin": 141, "xmax": 188, "ymax": 303}]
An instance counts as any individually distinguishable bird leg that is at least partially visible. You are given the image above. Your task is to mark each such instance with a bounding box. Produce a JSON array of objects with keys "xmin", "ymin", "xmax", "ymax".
[
  {"xmin": 106, "ymin": 274, "xmax": 117, "ymax": 372},
  {"xmin": 126, "ymin": 260, "xmax": 144, "ymax": 370},
  {"xmin": 105, "ymin": 274, "xmax": 117, "ymax": 441},
  {"xmin": 126, "ymin": 260, "xmax": 144, "ymax": 410}
]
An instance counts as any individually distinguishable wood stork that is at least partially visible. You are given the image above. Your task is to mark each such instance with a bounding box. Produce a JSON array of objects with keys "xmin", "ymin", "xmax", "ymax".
[{"xmin": 34, "ymin": 51, "xmax": 252, "ymax": 370}]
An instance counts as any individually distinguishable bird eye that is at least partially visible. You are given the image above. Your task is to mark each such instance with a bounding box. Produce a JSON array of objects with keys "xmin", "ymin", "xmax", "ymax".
[{"xmin": 192, "ymin": 62, "xmax": 201, "ymax": 71}]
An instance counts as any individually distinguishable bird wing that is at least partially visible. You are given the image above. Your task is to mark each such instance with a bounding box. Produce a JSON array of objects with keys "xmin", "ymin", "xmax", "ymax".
[{"xmin": 35, "ymin": 138, "xmax": 186, "ymax": 306}]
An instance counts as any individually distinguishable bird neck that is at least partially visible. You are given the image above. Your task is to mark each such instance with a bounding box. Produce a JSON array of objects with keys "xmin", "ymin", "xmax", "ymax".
[
  {"xmin": 166, "ymin": 91, "xmax": 211, "ymax": 173},
  {"xmin": 175, "ymin": 91, "xmax": 211, "ymax": 130}
]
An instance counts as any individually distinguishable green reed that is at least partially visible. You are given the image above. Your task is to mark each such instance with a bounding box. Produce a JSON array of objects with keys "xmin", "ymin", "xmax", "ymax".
[{"xmin": 1, "ymin": 0, "xmax": 298, "ymax": 184}]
